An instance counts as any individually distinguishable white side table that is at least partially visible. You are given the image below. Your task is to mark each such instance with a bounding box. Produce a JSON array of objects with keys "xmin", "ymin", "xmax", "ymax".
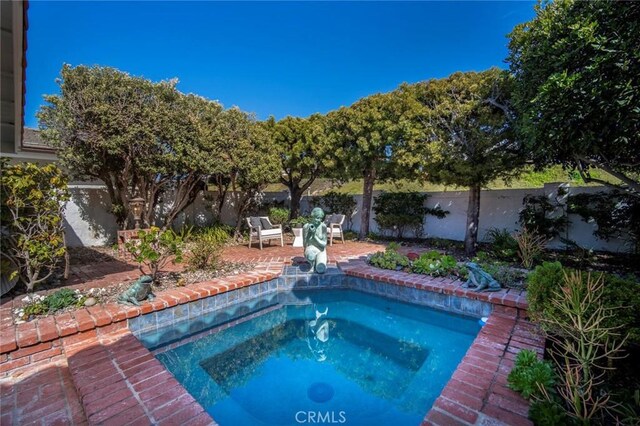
[{"xmin": 292, "ymin": 227, "xmax": 304, "ymax": 247}]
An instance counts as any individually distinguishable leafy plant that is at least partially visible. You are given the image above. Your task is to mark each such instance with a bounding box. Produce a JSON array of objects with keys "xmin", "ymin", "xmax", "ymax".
[
  {"xmin": 478, "ymin": 260, "xmax": 527, "ymax": 289},
  {"xmin": 124, "ymin": 227, "xmax": 184, "ymax": 280},
  {"xmin": 186, "ymin": 226, "xmax": 229, "ymax": 271},
  {"xmin": 311, "ymin": 191, "xmax": 357, "ymax": 229},
  {"xmin": 0, "ymin": 160, "xmax": 70, "ymax": 291},
  {"xmin": 515, "ymin": 227, "xmax": 547, "ymax": 269},
  {"xmin": 543, "ymin": 271, "xmax": 628, "ymax": 424},
  {"xmin": 411, "ymin": 250, "xmax": 459, "ymax": 277},
  {"xmin": 18, "ymin": 288, "xmax": 86, "ymax": 320},
  {"xmin": 528, "ymin": 400, "xmax": 570, "ymax": 426},
  {"xmin": 519, "ymin": 192, "xmax": 569, "ymax": 240},
  {"xmin": 526, "ymin": 261, "xmax": 566, "ymax": 323},
  {"xmin": 508, "ymin": 349, "xmax": 556, "ymax": 400},
  {"xmin": 527, "ymin": 262, "xmax": 640, "ymax": 345},
  {"xmin": 289, "ymin": 216, "xmax": 310, "ymax": 228},
  {"xmin": 485, "ymin": 228, "xmax": 519, "ymax": 261},
  {"xmin": 373, "ymin": 192, "xmax": 448, "ymax": 239},
  {"xmin": 368, "ymin": 246, "xmax": 410, "ymax": 271},
  {"xmin": 268, "ymin": 207, "xmax": 290, "ymax": 226},
  {"xmin": 569, "ymin": 190, "xmax": 640, "ymax": 253}
]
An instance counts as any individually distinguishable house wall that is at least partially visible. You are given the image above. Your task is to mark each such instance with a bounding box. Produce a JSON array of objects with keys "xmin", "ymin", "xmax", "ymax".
[{"xmin": 63, "ymin": 183, "xmax": 631, "ymax": 253}]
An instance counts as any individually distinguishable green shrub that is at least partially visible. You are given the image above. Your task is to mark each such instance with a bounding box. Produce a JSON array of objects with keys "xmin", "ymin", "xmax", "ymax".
[
  {"xmin": 290, "ymin": 216, "xmax": 310, "ymax": 228},
  {"xmin": 527, "ymin": 262, "xmax": 640, "ymax": 344},
  {"xmin": 268, "ymin": 207, "xmax": 290, "ymax": 225},
  {"xmin": 125, "ymin": 227, "xmax": 184, "ymax": 280},
  {"xmin": 479, "ymin": 260, "xmax": 527, "ymax": 288},
  {"xmin": 526, "ymin": 261, "xmax": 565, "ymax": 322},
  {"xmin": 373, "ymin": 192, "xmax": 448, "ymax": 238},
  {"xmin": 411, "ymin": 251, "xmax": 459, "ymax": 277},
  {"xmin": 187, "ymin": 226, "xmax": 229, "ymax": 271},
  {"xmin": 528, "ymin": 400, "xmax": 570, "ymax": 426},
  {"xmin": 485, "ymin": 228, "xmax": 519, "ymax": 261},
  {"xmin": 0, "ymin": 160, "xmax": 70, "ymax": 291},
  {"xmin": 46, "ymin": 288, "xmax": 81, "ymax": 311},
  {"xmin": 519, "ymin": 193, "xmax": 568, "ymax": 240},
  {"xmin": 311, "ymin": 191, "xmax": 356, "ymax": 228},
  {"xmin": 20, "ymin": 288, "xmax": 85, "ymax": 320},
  {"xmin": 368, "ymin": 246, "xmax": 410, "ymax": 271},
  {"xmin": 601, "ymin": 274, "xmax": 640, "ymax": 344},
  {"xmin": 508, "ymin": 349, "xmax": 555, "ymax": 400}
]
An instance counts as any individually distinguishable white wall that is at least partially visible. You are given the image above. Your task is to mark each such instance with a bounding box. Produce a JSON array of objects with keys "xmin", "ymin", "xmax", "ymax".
[{"xmin": 63, "ymin": 183, "xmax": 631, "ymax": 253}]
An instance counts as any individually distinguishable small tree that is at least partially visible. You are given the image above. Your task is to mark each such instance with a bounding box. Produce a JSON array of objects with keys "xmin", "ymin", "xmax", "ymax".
[
  {"xmin": 124, "ymin": 227, "xmax": 184, "ymax": 281},
  {"xmin": 216, "ymin": 108, "xmax": 280, "ymax": 236},
  {"xmin": 406, "ymin": 69, "xmax": 524, "ymax": 255},
  {"xmin": 310, "ymin": 191, "xmax": 357, "ymax": 229},
  {"xmin": 0, "ymin": 161, "xmax": 70, "ymax": 291},
  {"xmin": 326, "ymin": 91, "xmax": 416, "ymax": 240},
  {"xmin": 268, "ymin": 114, "xmax": 331, "ymax": 219},
  {"xmin": 373, "ymin": 192, "xmax": 448, "ymax": 238}
]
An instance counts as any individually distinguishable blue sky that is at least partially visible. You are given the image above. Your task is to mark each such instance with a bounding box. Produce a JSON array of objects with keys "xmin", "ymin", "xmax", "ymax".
[{"xmin": 24, "ymin": 1, "xmax": 536, "ymax": 128}]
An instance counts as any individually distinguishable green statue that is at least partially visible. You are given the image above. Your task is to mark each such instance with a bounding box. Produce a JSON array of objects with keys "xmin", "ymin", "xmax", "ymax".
[
  {"xmin": 303, "ymin": 208, "xmax": 328, "ymax": 273},
  {"xmin": 462, "ymin": 262, "xmax": 501, "ymax": 292},
  {"xmin": 118, "ymin": 275, "xmax": 155, "ymax": 305}
]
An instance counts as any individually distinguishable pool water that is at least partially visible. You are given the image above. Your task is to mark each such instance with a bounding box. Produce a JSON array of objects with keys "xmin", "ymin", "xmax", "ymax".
[{"xmin": 151, "ymin": 289, "xmax": 480, "ymax": 426}]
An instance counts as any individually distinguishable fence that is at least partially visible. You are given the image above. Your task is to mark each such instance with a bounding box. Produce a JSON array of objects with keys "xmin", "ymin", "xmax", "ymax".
[{"xmin": 63, "ymin": 183, "xmax": 630, "ymax": 253}]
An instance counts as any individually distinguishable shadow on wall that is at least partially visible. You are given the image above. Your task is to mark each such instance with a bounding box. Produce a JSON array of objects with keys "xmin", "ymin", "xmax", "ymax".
[{"xmin": 65, "ymin": 187, "xmax": 118, "ymax": 247}]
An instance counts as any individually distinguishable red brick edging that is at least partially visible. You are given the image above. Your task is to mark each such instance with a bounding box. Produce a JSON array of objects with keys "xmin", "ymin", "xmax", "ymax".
[{"xmin": 1, "ymin": 260, "xmax": 541, "ymax": 426}]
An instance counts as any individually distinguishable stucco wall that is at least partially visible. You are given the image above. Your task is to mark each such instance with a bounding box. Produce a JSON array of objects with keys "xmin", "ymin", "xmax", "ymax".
[{"xmin": 63, "ymin": 183, "xmax": 631, "ymax": 253}]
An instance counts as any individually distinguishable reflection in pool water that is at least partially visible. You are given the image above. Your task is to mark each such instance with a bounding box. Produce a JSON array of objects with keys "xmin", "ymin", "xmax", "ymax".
[{"xmin": 150, "ymin": 289, "xmax": 480, "ymax": 426}]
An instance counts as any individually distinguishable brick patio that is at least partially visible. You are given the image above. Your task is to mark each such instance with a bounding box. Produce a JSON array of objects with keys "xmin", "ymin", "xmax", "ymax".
[{"xmin": 0, "ymin": 241, "xmax": 542, "ymax": 425}]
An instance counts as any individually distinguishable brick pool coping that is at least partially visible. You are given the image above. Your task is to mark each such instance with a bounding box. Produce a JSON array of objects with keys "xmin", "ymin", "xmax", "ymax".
[{"xmin": 1, "ymin": 260, "xmax": 541, "ymax": 425}]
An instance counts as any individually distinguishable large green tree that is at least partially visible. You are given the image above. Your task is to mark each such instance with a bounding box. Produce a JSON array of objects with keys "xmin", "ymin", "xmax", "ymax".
[
  {"xmin": 217, "ymin": 108, "xmax": 280, "ymax": 236},
  {"xmin": 508, "ymin": 0, "xmax": 640, "ymax": 195},
  {"xmin": 326, "ymin": 91, "xmax": 416, "ymax": 239},
  {"xmin": 267, "ymin": 114, "xmax": 331, "ymax": 219},
  {"xmin": 407, "ymin": 69, "xmax": 523, "ymax": 255},
  {"xmin": 38, "ymin": 65, "xmax": 227, "ymax": 229}
]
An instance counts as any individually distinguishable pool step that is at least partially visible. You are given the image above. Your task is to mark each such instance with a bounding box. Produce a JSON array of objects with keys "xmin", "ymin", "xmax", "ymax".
[{"xmin": 65, "ymin": 330, "xmax": 216, "ymax": 425}]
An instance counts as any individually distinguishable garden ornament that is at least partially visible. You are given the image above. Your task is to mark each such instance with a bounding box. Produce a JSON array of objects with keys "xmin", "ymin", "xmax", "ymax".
[
  {"xmin": 462, "ymin": 262, "xmax": 501, "ymax": 292},
  {"xmin": 303, "ymin": 207, "xmax": 328, "ymax": 274},
  {"xmin": 117, "ymin": 275, "xmax": 155, "ymax": 305}
]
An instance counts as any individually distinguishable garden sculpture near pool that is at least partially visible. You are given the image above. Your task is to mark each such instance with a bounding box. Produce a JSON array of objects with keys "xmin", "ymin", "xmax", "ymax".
[
  {"xmin": 463, "ymin": 262, "xmax": 501, "ymax": 292},
  {"xmin": 303, "ymin": 207, "xmax": 328, "ymax": 274},
  {"xmin": 118, "ymin": 275, "xmax": 155, "ymax": 305}
]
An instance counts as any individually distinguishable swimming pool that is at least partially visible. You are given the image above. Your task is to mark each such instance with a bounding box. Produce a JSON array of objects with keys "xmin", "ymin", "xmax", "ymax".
[{"xmin": 142, "ymin": 289, "xmax": 481, "ymax": 426}]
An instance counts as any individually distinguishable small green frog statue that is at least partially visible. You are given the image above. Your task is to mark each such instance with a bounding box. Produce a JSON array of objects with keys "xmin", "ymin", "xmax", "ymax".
[
  {"xmin": 462, "ymin": 262, "xmax": 501, "ymax": 292},
  {"xmin": 117, "ymin": 275, "xmax": 155, "ymax": 306}
]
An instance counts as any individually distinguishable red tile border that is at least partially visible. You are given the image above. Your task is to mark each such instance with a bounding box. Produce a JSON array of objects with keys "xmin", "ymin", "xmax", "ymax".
[{"xmin": 1, "ymin": 244, "xmax": 541, "ymax": 425}]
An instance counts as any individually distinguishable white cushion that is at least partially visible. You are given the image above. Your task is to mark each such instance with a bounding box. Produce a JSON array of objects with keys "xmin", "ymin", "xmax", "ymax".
[{"xmin": 260, "ymin": 229, "xmax": 282, "ymax": 237}]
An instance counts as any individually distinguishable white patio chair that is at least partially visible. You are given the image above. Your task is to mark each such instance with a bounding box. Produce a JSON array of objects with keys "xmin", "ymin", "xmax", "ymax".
[
  {"xmin": 327, "ymin": 214, "xmax": 345, "ymax": 245},
  {"xmin": 246, "ymin": 216, "xmax": 284, "ymax": 250}
]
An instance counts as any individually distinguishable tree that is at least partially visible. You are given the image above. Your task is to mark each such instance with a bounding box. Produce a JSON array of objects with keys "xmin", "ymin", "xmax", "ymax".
[
  {"xmin": 326, "ymin": 91, "xmax": 415, "ymax": 240},
  {"xmin": 508, "ymin": 0, "xmax": 640, "ymax": 195},
  {"xmin": 38, "ymin": 65, "xmax": 172, "ymax": 228},
  {"xmin": 216, "ymin": 108, "xmax": 280, "ymax": 236},
  {"xmin": 158, "ymin": 94, "xmax": 225, "ymax": 227},
  {"xmin": 407, "ymin": 69, "xmax": 523, "ymax": 255},
  {"xmin": 38, "ymin": 65, "xmax": 227, "ymax": 229},
  {"xmin": 1, "ymin": 161, "xmax": 70, "ymax": 291},
  {"xmin": 268, "ymin": 114, "xmax": 331, "ymax": 219}
]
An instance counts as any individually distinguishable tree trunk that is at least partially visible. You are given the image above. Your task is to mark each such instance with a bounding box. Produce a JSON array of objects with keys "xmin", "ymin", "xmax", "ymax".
[
  {"xmin": 359, "ymin": 168, "xmax": 376, "ymax": 240},
  {"xmin": 289, "ymin": 187, "xmax": 303, "ymax": 220},
  {"xmin": 464, "ymin": 183, "xmax": 481, "ymax": 256}
]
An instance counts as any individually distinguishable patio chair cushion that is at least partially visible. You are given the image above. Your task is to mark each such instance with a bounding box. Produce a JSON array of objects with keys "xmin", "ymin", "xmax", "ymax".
[
  {"xmin": 325, "ymin": 214, "xmax": 336, "ymax": 224},
  {"xmin": 260, "ymin": 218, "xmax": 273, "ymax": 230},
  {"xmin": 260, "ymin": 228, "xmax": 282, "ymax": 237},
  {"xmin": 249, "ymin": 217, "xmax": 262, "ymax": 228}
]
